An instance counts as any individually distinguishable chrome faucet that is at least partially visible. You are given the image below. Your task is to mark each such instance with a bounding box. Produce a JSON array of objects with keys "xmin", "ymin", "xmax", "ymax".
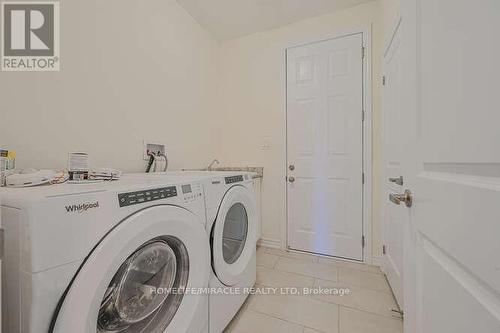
[{"xmin": 207, "ymin": 159, "xmax": 220, "ymax": 171}]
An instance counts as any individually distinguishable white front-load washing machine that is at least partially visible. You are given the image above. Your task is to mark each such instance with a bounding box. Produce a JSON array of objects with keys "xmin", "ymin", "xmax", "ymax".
[
  {"xmin": 0, "ymin": 177, "xmax": 210, "ymax": 333},
  {"xmin": 125, "ymin": 171, "xmax": 257, "ymax": 333}
]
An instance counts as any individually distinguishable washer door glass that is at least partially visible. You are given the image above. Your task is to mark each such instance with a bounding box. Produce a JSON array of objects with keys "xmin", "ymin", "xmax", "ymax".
[
  {"xmin": 97, "ymin": 236, "xmax": 189, "ymax": 333},
  {"xmin": 222, "ymin": 203, "xmax": 248, "ymax": 264}
]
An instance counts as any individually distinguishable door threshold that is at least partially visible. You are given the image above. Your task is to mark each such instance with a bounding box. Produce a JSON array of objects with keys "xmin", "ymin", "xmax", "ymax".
[{"xmin": 286, "ymin": 247, "xmax": 364, "ymax": 264}]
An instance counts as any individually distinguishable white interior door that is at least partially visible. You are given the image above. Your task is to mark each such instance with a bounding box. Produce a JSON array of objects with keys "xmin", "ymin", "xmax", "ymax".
[
  {"xmin": 287, "ymin": 33, "xmax": 364, "ymax": 260},
  {"xmin": 381, "ymin": 20, "xmax": 405, "ymax": 308},
  {"xmin": 400, "ymin": 0, "xmax": 500, "ymax": 332}
]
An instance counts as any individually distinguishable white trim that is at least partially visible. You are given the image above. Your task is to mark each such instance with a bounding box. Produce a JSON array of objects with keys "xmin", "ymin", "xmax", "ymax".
[
  {"xmin": 380, "ymin": 14, "xmax": 403, "ymax": 277},
  {"xmin": 384, "ymin": 17, "xmax": 403, "ymax": 57},
  {"xmin": 371, "ymin": 255, "xmax": 383, "ymax": 268},
  {"xmin": 257, "ymin": 237, "xmax": 281, "ymax": 249},
  {"xmin": 362, "ymin": 25, "xmax": 373, "ymax": 264},
  {"xmin": 283, "ymin": 46, "xmax": 289, "ymax": 253},
  {"xmin": 283, "ymin": 26, "xmax": 374, "ymax": 263},
  {"xmin": 286, "ymin": 25, "xmax": 373, "ymax": 50}
]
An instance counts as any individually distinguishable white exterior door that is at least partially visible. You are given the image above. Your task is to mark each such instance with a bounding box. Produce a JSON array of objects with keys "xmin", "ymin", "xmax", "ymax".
[
  {"xmin": 286, "ymin": 34, "xmax": 364, "ymax": 260},
  {"xmin": 399, "ymin": 0, "xmax": 500, "ymax": 332},
  {"xmin": 381, "ymin": 21, "xmax": 405, "ymax": 308}
]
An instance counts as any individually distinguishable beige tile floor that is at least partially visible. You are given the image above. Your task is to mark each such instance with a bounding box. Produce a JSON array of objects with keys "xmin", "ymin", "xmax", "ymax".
[{"xmin": 224, "ymin": 246, "xmax": 403, "ymax": 333}]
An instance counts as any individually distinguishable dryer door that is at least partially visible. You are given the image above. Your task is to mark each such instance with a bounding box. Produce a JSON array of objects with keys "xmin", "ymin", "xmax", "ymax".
[
  {"xmin": 51, "ymin": 205, "xmax": 209, "ymax": 333},
  {"xmin": 212, "ymin": 185, "xmax": 256, "ymax": 286}
]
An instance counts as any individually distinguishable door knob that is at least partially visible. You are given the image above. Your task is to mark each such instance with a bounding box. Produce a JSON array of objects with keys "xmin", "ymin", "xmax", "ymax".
[
  {"xmin": 389, "ymin": 190, "xmax": 413, "ymax": 207},
  {"xmin": 289, "ymin": 165, "xmax": 295, "ymax": 171},
  {"xmin": 288, "ymin": 176, "xmax": 295, "ymax": 183},
  {"xmin": 388, "ymin": 176, "xmax": 404, "ymax": 186}
]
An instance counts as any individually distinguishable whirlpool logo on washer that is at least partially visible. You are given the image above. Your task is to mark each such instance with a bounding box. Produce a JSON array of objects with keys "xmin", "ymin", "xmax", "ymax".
[
  {"xmin": 1, "ymin": 1, "xmax": 60, "ymax": 71},
  {"xmin": 65, "ymin": 201, "xmax": 99, "ymax": 213}
]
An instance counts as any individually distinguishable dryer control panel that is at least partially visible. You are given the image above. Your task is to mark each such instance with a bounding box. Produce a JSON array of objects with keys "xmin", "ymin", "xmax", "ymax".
[
  {"xmin": 225, "ymin": 175, "xmax": 244, "ymax": 184},
  {"xmin": 118, "ymin": 186, "xmax": 177, "ymax": 207}
]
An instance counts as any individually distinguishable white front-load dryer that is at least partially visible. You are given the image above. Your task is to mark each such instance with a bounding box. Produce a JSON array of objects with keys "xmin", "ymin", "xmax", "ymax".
[
  {"xmin": 0, "ymin": 178, "xmax": 210, "ymax": 333},
  {"xmin": 203, "ymin": 172, "xmax": 257, "ymax": 333}
]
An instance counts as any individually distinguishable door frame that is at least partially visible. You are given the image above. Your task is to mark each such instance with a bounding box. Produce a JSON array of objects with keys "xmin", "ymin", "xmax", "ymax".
[
  {"xmin": 283, "ymin": 26, "xmax": 373, "ymax": 263},
  {"xmin": 380, "ymin": 16, "xmax": 404, "ymax": 306}
]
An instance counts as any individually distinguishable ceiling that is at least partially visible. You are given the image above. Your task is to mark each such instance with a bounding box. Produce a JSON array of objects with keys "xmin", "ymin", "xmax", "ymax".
[{"xmin": 177, "ymin": 0, "xmax": 374, "ymax": 40}]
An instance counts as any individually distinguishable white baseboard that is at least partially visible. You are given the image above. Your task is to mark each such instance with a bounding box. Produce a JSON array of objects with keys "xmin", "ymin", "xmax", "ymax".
[
  {"xmin": 371, "ymin": 255, "xmax": 383, "ymax": 268},
  {"xmin": 257, "ymin": 237, "xmax": 281, "ymax": 249}
]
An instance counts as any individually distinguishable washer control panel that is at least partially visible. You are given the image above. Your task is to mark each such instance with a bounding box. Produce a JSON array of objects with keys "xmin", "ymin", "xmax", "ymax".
[
  {"xmin": 118, "ymin": 186, "xmax": 177, "ymax": 207},
  {"xmin": 182, "ymin": 183, "xmax": 203, "ymax": 203},
  {"xmin": 225, "ymin": 175, "xmax": 244, "ymax": 184}
]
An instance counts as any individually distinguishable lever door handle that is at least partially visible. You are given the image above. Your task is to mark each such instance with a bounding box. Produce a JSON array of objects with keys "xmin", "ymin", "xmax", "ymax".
[
  {"xmin": 388, "ymin": 176, "xmax": 404, "ymax": 186},
  {"xmin": 389, "ymin": 190, "xmax": 413, "ymax": 207}
]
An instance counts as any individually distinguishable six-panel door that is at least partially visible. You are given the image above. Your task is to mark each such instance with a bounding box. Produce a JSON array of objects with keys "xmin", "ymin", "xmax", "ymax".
[{"xmin": 287, "ymin": 33, "xmax": 364, "ymax": 260}]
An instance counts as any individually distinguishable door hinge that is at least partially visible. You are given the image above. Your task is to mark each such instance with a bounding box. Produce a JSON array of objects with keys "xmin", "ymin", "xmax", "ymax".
[
  {"xmin": 361, "ymin": 46, "xmax": 366, "ymax": 59},
  {"xmin": 382, "ymin": 75, "xmax": 386, "ymax": 86},
  {"xmin": 362, "ymin": 172, "xmax": 365, "ymax": 184},
  {"xmin": 0, "ymin": 228, "xmax": 4, "ymax": 260},
  {"xmin": 382, "ymin": 244, "xmax": 386, "ymax": 255},
  {"xmin": 361, "ymin": 109, "xmax": 365, "ymax": 122},
  {"xmin": 362, "ymin": 235, "xmax": 366, "ymax": 248}
]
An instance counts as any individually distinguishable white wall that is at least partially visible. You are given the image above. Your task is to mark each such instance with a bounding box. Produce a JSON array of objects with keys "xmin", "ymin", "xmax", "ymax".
[
  {"xmin": 0, "ymin": 0, "xmax": 391, "ymax": 260},
  {"xmin": 381, "ymin": 0, "xmax": 401, "ymax": 39},
  {"xmin": 0, "ymin": 0, "xmax": 219, "ymax": 172},
  {"xmin": 216, "ymin": 1, "xmax": 385, "ymax": 258}
]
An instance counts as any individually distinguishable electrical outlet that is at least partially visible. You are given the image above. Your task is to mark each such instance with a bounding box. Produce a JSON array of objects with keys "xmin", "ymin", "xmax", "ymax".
[
  {"xmin": 260, "ymin": 136, "xmax": 271, "ymax": 150},
  {"xmin": 143, "ymin": 141, "xmax": 166, "ymax": 160}
]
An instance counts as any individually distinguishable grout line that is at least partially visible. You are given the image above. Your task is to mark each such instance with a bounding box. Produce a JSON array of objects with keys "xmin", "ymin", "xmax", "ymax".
[
  {"xmin": 303, "ymin": 325, "xmax": 327, "ymax": 333},
  {"xmin": 302, "ymin": 280, "xmax": 404, "ymax": 321},
  {"xmin": 383, "ymin": 273, "xmax": 402, "ymax": 310},
  {"xmin": 247, "ymin": 287, "xmax": 401, "ymax": 331},
  {"xmin": 337, "ymin": 304, "xmax": 404, "ymax": 321},
  {"xmin": 271, "ymin": 256, "xmax": 279, "ymax": 269},
  {"xmin": 273, "ymin": 265, "xmax": 339, "ymax": 282},
  {"xmin": 261, "ymin": 245, "xmax": 384, "ymax": 275},
  {"xmin": 336, "ymin": 269, "xmax": 393, "ymax": 295},
  {"xmin": 247, "ymin": 292, "xmax": 339, "ymax": 330},
  {"xmin": 266, "ymin": 249, "xmax": 393, "ymax": 290},
  {"xmin": 279, "ymin": 251, "xmax": 381, "ymax": 274},
  {"xmin": 271, "ymin": 255, "xmax": 389, "ymax": 293},
  {"xmin": 249, "ymin": 307, "xmax": 306, "ymax": 328},
  {"xmin": 252, "ymin": 305, "xmax": 331, "ymax": 333},
  {"xmin": 311, "ymin": 295, "xmax": 403, "ymax": 321},
  {"xmin": 294, "ymin": 252, "xmax": 380, "ymax": 274},
  {"xmin": 304, "ymin": 283, "xmax": 403, "ymax": 320},
  {"xmin": 239, "ymin": 308, "xmax": 306, "ymax": 330},
  {"xmin": 338, "ymin": 303, "xmax": 341, "ymax": 333}
]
